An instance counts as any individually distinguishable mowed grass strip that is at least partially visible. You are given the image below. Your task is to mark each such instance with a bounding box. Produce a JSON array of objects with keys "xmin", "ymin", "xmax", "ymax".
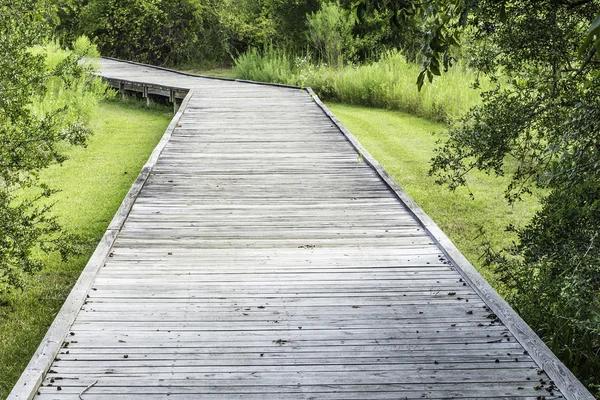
[
  {"xmin": 0, "ymin": 99, "xmax": 172, "ymax": 398},
  {"xmin": 327, "ymin": 103, "xmax": 541, "ymax": 286},
  {"xmin": 181, "ymin": 66, "xmax": 237, "ymax": 79}
]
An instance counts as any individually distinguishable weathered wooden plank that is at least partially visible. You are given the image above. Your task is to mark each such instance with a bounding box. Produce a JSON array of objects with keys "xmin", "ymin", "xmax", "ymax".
[
  {"xmin": 49, "ymin": 362, "xmax": 538, "ymax": 376},
  {"xmin": 56, "ymin": 343, "xmax": 526, "ymax": 357},
  {"xmin": 67, "ymin": 322, "xmax": 499, "ymax": 333},
  {"xmin": 39, "ymin": 369, "xmax": 546, "ymax": 384},
  {"xmin": 85, "ymin": 291, "xmax": 478, "ymax": 299},
  {"xmin": 35, "ymin": 392, "xmax": 561, "ymax": 400}
]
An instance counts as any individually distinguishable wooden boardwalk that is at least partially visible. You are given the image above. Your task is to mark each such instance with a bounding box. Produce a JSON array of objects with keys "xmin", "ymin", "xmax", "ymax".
[{"xmin": 9, "ymin": 58, "xmax": 592, "ymax": 399}]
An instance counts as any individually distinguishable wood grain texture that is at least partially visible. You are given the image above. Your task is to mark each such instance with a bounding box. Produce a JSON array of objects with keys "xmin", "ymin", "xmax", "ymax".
[{"xmin": 9, "ymin": 57, "xmax": 592, "ymax": 400}]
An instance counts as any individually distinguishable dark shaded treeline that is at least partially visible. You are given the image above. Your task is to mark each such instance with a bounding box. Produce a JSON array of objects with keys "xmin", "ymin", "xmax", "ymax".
[{"xmin": 52, "ymin": 0, "xmax": 420, "ymax": 66}]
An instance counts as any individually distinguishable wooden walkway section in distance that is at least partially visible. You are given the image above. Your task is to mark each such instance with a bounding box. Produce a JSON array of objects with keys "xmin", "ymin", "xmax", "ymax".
[{"xmin": 9, "ymin": 58, "xmax": 593, "ymax": 400}]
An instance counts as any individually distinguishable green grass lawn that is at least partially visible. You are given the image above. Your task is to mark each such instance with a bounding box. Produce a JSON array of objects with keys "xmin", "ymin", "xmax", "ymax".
[
  {"xmin": 327, "ymin": 103, "xmax": 541, "ymax": 286},
  {"xmin": 0, "ymin": 99, "xmax": 172, "ymax": 398},
  {"xmin": 181, "ymin": 66, "xmax": 236, "ymax": 79}
]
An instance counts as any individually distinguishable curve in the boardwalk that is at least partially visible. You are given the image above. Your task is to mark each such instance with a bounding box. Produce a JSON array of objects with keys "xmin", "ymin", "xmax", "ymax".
[{"xmin": 9, "ymin": 57, "xmax": 592, "ymax": 400}]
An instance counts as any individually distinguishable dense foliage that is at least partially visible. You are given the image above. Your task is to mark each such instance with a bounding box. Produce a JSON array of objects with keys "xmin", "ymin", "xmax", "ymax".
[
  {"xmin": 54, "ymin": 0, "xmax": 224, "ymax": 65},
  {"xmin": 52, "ymin": 0, "xmax": 418, "ymax": 66},
  {"xmin": 52, "ymin": 0, "xmax": 321, "ymax": 65},
  {"xmin": 432, "ymin": 3, "xmax": 600, "ymax": 392},
  {"xmin": 0, "ymin": 0, "xmax": 108, "ymax": 297},
  {"xmin": 353, "ymin": 0, "xmax": 600, "ymax": 394}
]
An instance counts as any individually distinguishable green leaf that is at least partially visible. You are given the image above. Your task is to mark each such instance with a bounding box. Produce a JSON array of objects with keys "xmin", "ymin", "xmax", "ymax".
[
  {"xmin": 391, "ymin": 13, "xmax": 401, "ymax": 30},
  {"xmin": 416, "ymin": 69, "xmax": 425, "ymax": 91},
  {"xmin": 354, "ymin": 2, "xmax": 367, "ymax": 23},
  {"xmin": 448, "ymin": 34, "xmax": 460, "ymax": 47},
  {"xmin": 499, "ymin": 3, "xmax": 507, "ymax": 23},
  {"xmin": 430, "ymin": 35, "xmax": 443, "ymax": 51},
  {"xmin": 579, "ymin": 14, "xmax": 600, "ymax": 57}
]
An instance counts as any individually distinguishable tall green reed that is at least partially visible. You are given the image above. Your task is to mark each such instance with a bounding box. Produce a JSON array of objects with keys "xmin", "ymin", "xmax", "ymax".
[{"xmin": 233, "ymin": 48, "xmax": 486, "ymax": 123}]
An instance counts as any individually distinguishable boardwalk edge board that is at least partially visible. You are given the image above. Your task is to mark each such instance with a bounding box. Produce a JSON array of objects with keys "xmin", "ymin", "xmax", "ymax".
[
  {"xmin": 7, "ymin": 91, "xmax": 194, "ymax": 400},
  {"xmin": 306, "ymin": 87, "xmax": 593, "ymax": 400}
]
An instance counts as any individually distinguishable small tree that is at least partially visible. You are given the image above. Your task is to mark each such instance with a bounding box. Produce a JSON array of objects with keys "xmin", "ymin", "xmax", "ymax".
[
  {"xmin": 80, "ymin": 0, "xmax": 165, "ymax": 63},
  {"xmin": 307, "ymin": 2, "xmax": 356, "ymax": 67}
]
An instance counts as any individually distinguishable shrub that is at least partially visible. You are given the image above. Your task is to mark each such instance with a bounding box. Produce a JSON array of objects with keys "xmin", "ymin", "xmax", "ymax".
[
  {"xmin": 216, "ymin": 0, "xmax": 321, "ymax": 58},
  {"xmin": 80, "ymin": 0, "xmax": 162, "ymax": 63},
  {"xmin": 0, "ymin": 20, "xmax": 109, "ymax": 298},
  {"xmin": 491, "ymin": 183, "xmax": 600, "ymax": 393},
  {"xmin": 79, "ymin": 0, "xmax": 217, "ymax": 65}
]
